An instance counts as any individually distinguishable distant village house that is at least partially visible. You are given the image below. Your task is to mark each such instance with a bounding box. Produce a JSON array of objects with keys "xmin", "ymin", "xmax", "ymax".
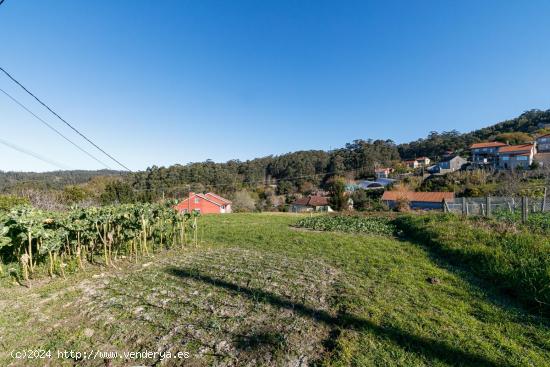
[
  {"xmin": 497, "ymin": 144, "xmax": 536, "ymax": 170},
  {"xmin": 428, "ymin": 155, "xmax": 467, "ymax": 174},
  {"xmin": 374, "ymin": 167, "xmax": 393, "ymax": 179},
  {"xmin": 381, "ymin": 191, "xmax": 454, "ymax": 210},
  {"xmin": 415, "ymin": 157, "xmax": 431, "ymax": 167},
  {"xmin": 404, "ymin": 160, "xmax": 419, "ymax": 169},
  {"xmin": 175, "ymin": 192, "xmax": 232, "ymax": 214},
  {"xmin": 470, "ymin": 141, "xmax": 507, "ymax": 167},
  {"xmin": 290, "ymin": 195, "xmax": 333, "ymax": 213},
  {"xmin": 404, "ymin": 157, "xmax": 431, "ymax": 169},
  {"xmin": 537, "ymin": 134, "xmax": 550, "ymax": 152}
]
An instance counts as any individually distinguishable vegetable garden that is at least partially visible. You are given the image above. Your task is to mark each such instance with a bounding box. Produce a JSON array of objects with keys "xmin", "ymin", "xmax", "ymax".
[
  {"xmin": 295, "ymin": 214, "xmax": 395, "ymax": 236},
  {"xmin": 0, "ymin": 202, "xmax": 199, "ymax": 286}
]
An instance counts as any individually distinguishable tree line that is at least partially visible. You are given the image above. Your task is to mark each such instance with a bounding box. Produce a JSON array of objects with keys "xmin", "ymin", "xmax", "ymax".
[{"xmin": 1, "ymin": 109, "xmax": 549, "ymax": 206}]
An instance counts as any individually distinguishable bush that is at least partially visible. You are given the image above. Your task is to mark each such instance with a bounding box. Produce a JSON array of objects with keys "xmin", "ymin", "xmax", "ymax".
[
  {"xmin": 394, "ymin": 214, "xmax": 550, "ymax": 316},
  {"xmin": 0, "ymin": 195, "xmax": 30, "ymax": 212},
  {"xmin": 231, "ymin": 190, "xmax": 257, "ymax": 212}
]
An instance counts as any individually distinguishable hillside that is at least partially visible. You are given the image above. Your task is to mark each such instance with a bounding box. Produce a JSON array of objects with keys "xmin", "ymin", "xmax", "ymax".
[
  {"xmin": 398, "ymin": 109, "xmax": 550, "ymax": 159},
  {"xmin": 2, "ymin": 109, "xmax": 549, "ymax": 202},
  {"xmin": 0, "ymin": 170, "xmax": 125, "ymax": 192}
]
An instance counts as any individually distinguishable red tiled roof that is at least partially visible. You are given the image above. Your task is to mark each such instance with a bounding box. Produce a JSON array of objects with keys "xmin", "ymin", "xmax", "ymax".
[
  {"xmin": 497, "ymin": 144, "xmax": 533, "ymax": 154},
  {"xmin": 381, "ymin": 191, "xmax": 454, "ymax": 203},
  {"xmin": 292, "ymin": 195, "xmax": 330, "ymax": 207},
  {"xmin": 175, "ymin": 192, "xmax": 231, "ymax": 210},
  {"xmin": 470, "ymin": 141, "xmax": 507, "ymax": 149},
  {"xmin": 537, "ymin": 133, "xmax": 550, "ymax": 139},
  {"xmin": 205, "ymin": 192, "xmax": 232, "ymax": 204}
]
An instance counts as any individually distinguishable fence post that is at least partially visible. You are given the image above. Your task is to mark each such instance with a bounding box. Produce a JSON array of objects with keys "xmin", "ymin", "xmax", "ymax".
[
  {"xmin": 521, "ymin": 196, "xmax": 528, "ymax": 223},
  {"xmin": 486, "ymin": 196, "xmax": 491, "ymax": 217},
  {"xmin": 543, "ymin": 187, "xmax": 547, "ymax": 212},
  {"xmin": 462, "ymin": 197, "xmax": 466, "ymax": 216},
  {"xmin": 443, "ymin": 199, "xmax": 448, "ymax": 213}
]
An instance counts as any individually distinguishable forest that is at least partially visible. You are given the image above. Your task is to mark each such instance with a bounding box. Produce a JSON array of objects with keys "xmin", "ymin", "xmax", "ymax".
[{"xmin": 1, "ymin": 109, "xmax": 549, "ymax": 206}]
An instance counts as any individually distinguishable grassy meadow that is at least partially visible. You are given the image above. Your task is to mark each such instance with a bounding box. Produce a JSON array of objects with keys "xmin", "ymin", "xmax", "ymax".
[{"xmin": 0, "ymin": 213, "xmax": 549, "ymax": 366}]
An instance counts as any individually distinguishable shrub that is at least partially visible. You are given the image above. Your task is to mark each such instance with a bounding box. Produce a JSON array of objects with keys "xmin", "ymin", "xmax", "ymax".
[{"xmin": 0, "ymin": 195, "xmax": 30, "ymax": 212}]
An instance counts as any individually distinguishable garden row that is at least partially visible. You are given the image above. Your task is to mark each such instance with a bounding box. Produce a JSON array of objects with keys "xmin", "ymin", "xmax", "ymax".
[
  {"xmin": 0, "ymin": 202, "xmax": 199, "ymax": 286},
  {"xmin": 295, "ymin": 214, "xmax": 395, "ymax": 236}
]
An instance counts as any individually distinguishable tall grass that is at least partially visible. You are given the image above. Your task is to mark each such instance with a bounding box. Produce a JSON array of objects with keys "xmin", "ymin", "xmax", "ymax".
[
  {"xmin": 493, "ymin": 210, "xmax": 550, "ymax": 234},
  {"xmin": 394, "ymin": 213, "xmax": 550, "ymax": 316}
]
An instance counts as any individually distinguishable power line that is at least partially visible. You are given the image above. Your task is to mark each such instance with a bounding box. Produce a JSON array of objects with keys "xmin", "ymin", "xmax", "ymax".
[
  {"xmin": 0, "ymin": 137, "xmax": 72, "ymax": 170},
  {"xmin": 0, "ymin": 66, "xmax": 132, "ymax": 172},
  {"xmin": 0, "ymin": 87, "xmax": 113, "ymax": 170}
]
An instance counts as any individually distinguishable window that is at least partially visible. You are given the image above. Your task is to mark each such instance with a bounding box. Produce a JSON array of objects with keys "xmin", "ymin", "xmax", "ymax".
[
  {"xmin": 517, "ymin": 156, "xmax": 528, "ymax": 161},
  {"xmin": 502, "ymin": 156, "xmax": 509, "ymax": 161},
  {"xmin": 194, "ymin": 197, "xmax": 199, "ymax": 204}
]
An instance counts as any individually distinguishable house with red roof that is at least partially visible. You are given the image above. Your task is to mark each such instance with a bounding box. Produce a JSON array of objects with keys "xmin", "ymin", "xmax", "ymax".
[
  {"xmin": 382, "ymin": 191, "xmax": 454, "ymax": 210},
  {"xmin": 404, "ymin": 160, "xmax": 419, "ymax": 169},
  {"xmin": 374, "ymin": 167, "xmax": 393, "ymax": 179},
  {"xmin": 497, "ymin": 144, "xmax": 537, "ymax": 170},
  {"xmin": 415, "ymin": 157, "xmax": 431, "ymax": 167},
  {"xmin": 470, "ymin": 141, "xmax": 507, "ymax": 167},
  {"xmin": 290, "ymin": 195, "xmax": 333, "ymax": 213},
  {"xmin": 175, "ymin": 192, "xmax": 232, "ymax": 214},
  {"xmin": 403, "ymin": 157, "xmax": 431, "ymax": 169}
]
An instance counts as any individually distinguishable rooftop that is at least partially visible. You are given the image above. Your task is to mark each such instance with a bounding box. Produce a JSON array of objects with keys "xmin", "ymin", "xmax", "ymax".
[
  {"xmin": 497, "ymin": 144, "xmax": 534, "ymax": 154},
  {"xmin": 470, "ymin": 141, "xmax": 507, "ymax": 149},
  {"xmin": 292, "ymin": 195, "xmax": 330, "ymax": 207},
  {"xmin": 381, "ymin": 191, "xmax": 454, "ymax": 203}
]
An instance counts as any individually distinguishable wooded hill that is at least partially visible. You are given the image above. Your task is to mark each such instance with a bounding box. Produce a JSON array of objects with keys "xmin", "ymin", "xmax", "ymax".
[
  {"xmin": 0, "ymin": 170, "xmax": 124, "ymax": 192},
  {"xmin": 2, "ymin": 108, "xmax": 549, "ymax": 201},
  {"xmin": 398, "ymin": 109, "xmax": 550, "ymax": 159}
]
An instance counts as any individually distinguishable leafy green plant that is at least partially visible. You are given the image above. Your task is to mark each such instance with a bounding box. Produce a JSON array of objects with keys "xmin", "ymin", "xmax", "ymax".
[
  {"xmin": 295, "ymin": 215, "xmax": 395, "ymax": 236},
  {"xmin": 0, "ymin": 202, "xmax": 200, "ymax": 285}
]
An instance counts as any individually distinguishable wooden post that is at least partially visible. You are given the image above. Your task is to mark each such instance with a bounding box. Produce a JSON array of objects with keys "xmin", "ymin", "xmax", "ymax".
[
  {"xmin": 543, "ymin": 187, "xmax": 547, "ymax": 212},
  {"xmin": 521, "ymin": 197, "xmax": 528, "ymax": 223},
  {"xmin": 486, "ymin": 196, "xmax": 491, "ymax": 217},
  {"xmin": 443, "ymin": 199, "xmax": 448, "ymax": 213},
  {"xmin": 462, "ymin": 197, "xmax": 466, "ymax": 216}
]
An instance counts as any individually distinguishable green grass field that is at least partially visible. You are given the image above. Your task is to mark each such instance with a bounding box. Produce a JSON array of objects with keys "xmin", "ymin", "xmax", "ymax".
[{"xmin": 0, "ymin": 213, "xmax": 549, "ymax": 366}]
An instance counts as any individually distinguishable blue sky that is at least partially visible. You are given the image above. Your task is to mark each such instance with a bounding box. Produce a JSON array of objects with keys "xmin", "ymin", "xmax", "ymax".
[{"xmin": 1, "ymin": 0, "xmax": 550, "ymax": 172}]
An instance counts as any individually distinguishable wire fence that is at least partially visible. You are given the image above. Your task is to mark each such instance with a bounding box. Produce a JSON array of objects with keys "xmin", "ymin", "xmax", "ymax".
[{"xmin": 444, "ymin": 191, "xmax": 549, "ymax": 222}]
